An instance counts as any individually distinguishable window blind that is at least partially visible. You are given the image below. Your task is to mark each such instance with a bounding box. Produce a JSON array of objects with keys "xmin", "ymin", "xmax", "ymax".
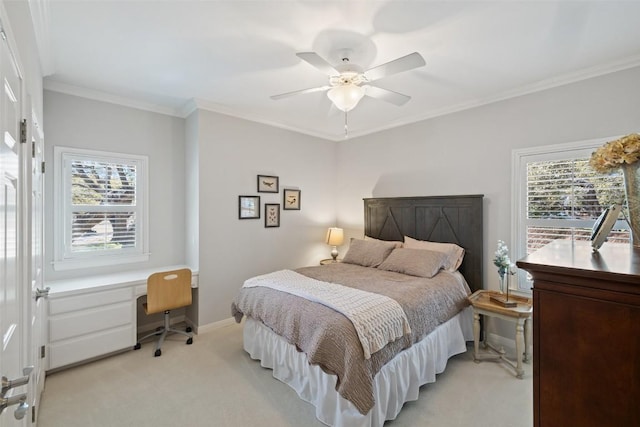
[{"xmin": 525, "ymin": 157, "xmax": 629, "ymax": 254}]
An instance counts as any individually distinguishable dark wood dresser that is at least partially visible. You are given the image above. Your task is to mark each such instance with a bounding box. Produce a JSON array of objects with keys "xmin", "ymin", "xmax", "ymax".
[{"xmin": 516, "ymin": 241, "xmax": 640, "ymax": 427}]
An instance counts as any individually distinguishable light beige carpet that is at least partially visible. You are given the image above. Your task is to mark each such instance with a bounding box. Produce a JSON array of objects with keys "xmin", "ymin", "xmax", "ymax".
[{"xmin": 38, "ymin": 322, "xmax": 532, "ymax": 427}]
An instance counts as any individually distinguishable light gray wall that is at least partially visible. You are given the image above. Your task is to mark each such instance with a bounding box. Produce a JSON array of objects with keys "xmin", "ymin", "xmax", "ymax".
[
  {"xmin": 184, "ymin": 110, "xmax": 199, "ymax": 324},
  {"xmin": 43, "ymin": 91, "xmax": 187, "ymax": 281},
  {"xmin": 336, "ymin": 65, "xmax": 640, "ymax": 293},
  {"xmin": 42, "ymin": 65, "xmax": 640, "ymax": 332},
  {"xmin": 185, "ymin": 110, "xmax": 199, "ymax": 270},
  {"xmin": 195, "ymin": 110, "xmax": 337, "ymax": 325}
]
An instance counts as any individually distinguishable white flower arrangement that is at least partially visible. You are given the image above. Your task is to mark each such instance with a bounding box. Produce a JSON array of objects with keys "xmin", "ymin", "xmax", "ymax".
[{"xmin": 493, "ymin": 240, "xmax": 515, "ymax": 279}]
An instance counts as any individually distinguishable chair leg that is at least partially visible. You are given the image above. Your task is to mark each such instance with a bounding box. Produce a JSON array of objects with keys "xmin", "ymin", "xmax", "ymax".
[
  {"xmin": 134, "ymin": 310, "xmax": 194, "ymax": 355},
  {"xmin": 134, "ymin": 328, "xmax": 163, "ymax": 350}
]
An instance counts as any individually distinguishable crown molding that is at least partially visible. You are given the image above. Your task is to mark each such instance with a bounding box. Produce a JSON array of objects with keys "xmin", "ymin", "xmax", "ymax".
[
  {"xmin": 184, "ymin": 98, "xmax": 338, "ymax": 141},
  {"xmin": 44, "ymin": 79, "xmax": 184, "ymax": 117},
  {"xmin": 351, "ymin": 54, "xmax": 640, "ymax": 141},
  {"xmin": 44, "ymin": 54, "xmax": 640, "ymax": 142}
]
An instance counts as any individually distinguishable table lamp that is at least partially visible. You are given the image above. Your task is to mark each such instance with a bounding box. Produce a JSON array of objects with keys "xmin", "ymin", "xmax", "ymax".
[{"xmin": 325, "ymin": 227, "xmax": 344, "ymax": 261}]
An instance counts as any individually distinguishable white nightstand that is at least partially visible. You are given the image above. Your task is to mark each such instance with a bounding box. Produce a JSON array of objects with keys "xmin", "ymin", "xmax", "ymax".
[{"xmin": 468, "ymin": 289, "xmax": 532, "ymax": 379}]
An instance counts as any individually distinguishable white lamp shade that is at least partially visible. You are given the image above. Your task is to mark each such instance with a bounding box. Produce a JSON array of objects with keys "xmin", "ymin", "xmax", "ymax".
[
  {"xmin": 325, "ymin": 227, "xmax": 344, "ymax": 246},
  {"xmin": 327, "ymin": 84, "xmax": 365, "ymax": 112}
]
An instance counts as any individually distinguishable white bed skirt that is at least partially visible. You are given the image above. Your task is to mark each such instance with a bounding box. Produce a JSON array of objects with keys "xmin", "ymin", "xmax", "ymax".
[{"xmin": 243, "ymin": 306, "xmax": 474, "ymax": 427}]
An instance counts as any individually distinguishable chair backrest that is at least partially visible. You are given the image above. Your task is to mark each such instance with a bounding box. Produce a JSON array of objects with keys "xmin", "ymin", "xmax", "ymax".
[{"xmin": 146, "ymin": 268, "xmax": 192, "ymax": 314}]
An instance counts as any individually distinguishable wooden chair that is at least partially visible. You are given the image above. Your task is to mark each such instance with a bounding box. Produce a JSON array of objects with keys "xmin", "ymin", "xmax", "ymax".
[{"xmin": 134, "ymin": 268, "xmax": 193, "ymax": 357}]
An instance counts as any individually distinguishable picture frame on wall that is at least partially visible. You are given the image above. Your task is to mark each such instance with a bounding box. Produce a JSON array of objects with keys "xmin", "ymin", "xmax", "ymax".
[
  {"xmin": 283, "ymin": 189, "xmax": 301, "ymax": 210},
  {"xmin": 238, "ymin": 195, "xmax": 260, "ymax": 219},
  {"xmin": 257, "ymin": 175, "xmax": 279, "ymax": 193},
  {"xmin": 265, "ymin": 203, "xmax": 280, "ymax": 227}
]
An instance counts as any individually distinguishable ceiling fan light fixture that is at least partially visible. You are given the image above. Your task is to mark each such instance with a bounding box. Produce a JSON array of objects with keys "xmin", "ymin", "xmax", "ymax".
[{"xmin": 327, "ymin": 84, "xmax": 365, "ymax": 112}]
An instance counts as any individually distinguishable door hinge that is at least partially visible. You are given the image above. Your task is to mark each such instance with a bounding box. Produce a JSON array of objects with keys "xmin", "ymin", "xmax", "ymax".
[
  {"xmin": 41, "ymin": 161, "xmax": 45, "ymax": 174},
  {"xmin": 32, "ymin": 405, "xmax": 36, "ymax": 423},
  {"xmin": 32, "ymin": 140, "xmax": 35, "ymax": 158},
  {"xmin": 20, "ymin": 119, "xmax": 27, "ymax": 144},
  {"xmin": 40, "ymin": 345, "xmax": 45, "ymax": 359}
]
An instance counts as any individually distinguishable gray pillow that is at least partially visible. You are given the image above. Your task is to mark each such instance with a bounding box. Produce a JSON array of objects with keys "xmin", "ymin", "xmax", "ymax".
[
  {"xmin": 403, "ymin": 236, "xmax": 465, "ymax": 272},
  {"xmin": 377, "ymin": 248, "xmax": 448, "ymax": 278},
  {"xmin": 341, "ymin": 238, "xmax": 397, "ymax": 268}
]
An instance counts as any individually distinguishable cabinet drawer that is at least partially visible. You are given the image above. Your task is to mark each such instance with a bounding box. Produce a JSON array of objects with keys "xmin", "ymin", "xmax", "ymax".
[
  {"xmin": 49, "ymin": 302, "xmax": 133, "ymax": 342},
  {"xmin": 49, "ymin": 287, "xmax": 132, "ymax": 315},
  {"xmin": 49, "ymin": 325, "xmax": 133, "ymax": 370}
]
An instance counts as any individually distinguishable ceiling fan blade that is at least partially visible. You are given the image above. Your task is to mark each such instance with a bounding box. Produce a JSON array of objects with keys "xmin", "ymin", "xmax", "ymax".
[
  {"xmin": 296, "ymin": 52, "xmax": 339, "ymax": 76},
  {"xmin": 365, "ymin": 86, "xmax": 411, "ymax": 106},
  {"xmin": 364, "ymin": 52, "xmax": 426, "ymax": 82},
  {"xmin": 270, "ymin": 85, "xmax": 331, "ymax": 100}
]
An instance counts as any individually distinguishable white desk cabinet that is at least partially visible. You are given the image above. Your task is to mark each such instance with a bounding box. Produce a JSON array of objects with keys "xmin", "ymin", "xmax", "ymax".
[
  {"xmin": 48, "ymin": 287, "xmax": 135, "ymax": 369},
  {"xmin": 46, "ymin": 265, "xmax": 197, "ymax": 371}
]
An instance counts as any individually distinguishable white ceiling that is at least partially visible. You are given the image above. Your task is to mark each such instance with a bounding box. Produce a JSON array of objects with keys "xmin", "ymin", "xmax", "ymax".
[{"xmin": 37, "ymin": 1, "xmax": 640, "ymax": 141}]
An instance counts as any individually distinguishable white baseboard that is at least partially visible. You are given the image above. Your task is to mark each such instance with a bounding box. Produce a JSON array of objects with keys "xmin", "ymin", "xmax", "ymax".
[
  {"xmin": 487, "ymin": 332, "xmax": 516, "ymax": 355},
  {"xmin": 137, "ymin": 314, "xmax": 187, "ymax": 335},
  {"xmin": 195, "ymin": 317, "xmax": 237, "ymax": 334},
  {"xmin": 486, "ymin": 332, "xmax": 533, "ymax": 359}
]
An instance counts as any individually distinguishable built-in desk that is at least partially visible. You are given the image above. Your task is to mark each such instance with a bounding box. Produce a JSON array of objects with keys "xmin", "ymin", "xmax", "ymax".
[{"xmin": 45, "ymin": 265, "xmax": 198, "ymax": 371}]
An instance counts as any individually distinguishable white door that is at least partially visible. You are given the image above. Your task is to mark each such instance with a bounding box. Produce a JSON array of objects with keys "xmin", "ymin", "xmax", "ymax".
[
  {"xmin": 28, "ymin": 111, "xmax": 45, "ymax": 423},
  {"xmin": 0, "ymin": 26, "xmax": 28, "ymax": 426}
]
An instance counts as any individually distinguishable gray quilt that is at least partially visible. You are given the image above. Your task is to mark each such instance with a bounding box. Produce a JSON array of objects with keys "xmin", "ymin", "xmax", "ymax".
[{"xmin": 231, "ymin": 263, "xmax": 471, "ymax": 415}]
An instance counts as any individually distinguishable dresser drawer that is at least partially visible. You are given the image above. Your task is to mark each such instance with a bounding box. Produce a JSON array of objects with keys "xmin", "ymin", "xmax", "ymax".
[
  {"xmin": 49, "ymin": 302, "xmax": 133, "ymax": 342},
  {"xmin": 49, "ymin": 287, "xmax": 132, "ymax": 315},
  {"xmin": 49, "ymin": 325, "xmax": 133, "ymax": 370}
]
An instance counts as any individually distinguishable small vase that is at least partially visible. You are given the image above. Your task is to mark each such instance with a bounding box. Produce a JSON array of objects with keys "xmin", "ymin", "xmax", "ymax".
[
  {"xmin": 499, "ymin": 274, "xmax": 506, "ymax": 294},
  {"xmin": 621, "ymin": 162, "xmax": 640, "ymax": 249}
]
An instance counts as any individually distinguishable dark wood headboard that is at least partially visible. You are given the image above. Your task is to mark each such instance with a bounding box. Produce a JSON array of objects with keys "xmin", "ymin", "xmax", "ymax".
[{"xmin": 364, "ymin": 195, "xmax": 484, "ymax": 292}]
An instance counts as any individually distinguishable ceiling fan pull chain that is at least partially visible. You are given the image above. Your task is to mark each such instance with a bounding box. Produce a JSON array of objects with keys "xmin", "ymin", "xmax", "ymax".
[{"xmin": 344, "ymin": 111, "xmax": 348, "ymax": 138}]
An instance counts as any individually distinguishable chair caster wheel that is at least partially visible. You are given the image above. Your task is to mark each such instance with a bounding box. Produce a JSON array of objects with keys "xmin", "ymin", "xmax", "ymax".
[
  {"xmin": 133, "ymin": 343, "xmax": 141, "ymax": 350},
  {"xmin": 186, "ymin": 326, "xmax": 192, "ymax": 333},
  {"xmin": 186, "ymin": 337, "xmax": 193, "ymax": 345},
  {"xmin": 154, "ymin": 349, "xmax": 161, "ymax": 357}
]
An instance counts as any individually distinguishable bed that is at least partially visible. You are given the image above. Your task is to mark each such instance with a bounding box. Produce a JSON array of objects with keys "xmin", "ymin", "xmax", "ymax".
[{"xmin": 232, "ymin": 195, "xmax": 483, "ymax": 427}]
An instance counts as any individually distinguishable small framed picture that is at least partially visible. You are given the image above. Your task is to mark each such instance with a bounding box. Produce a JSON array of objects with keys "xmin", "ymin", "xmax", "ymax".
[
  {"xmin": 265, "ymin": 203, "xmax": 280, "ymax": 228},
  {"xmin": 238, "ymin": 196, "xmax": 260, "ymax": 219},
  {"xmin": 257, "ymin": 175, "xmax": 279, "ymax": 193},
  {"xmin": 283, "ymin": 189, "xmax": 301, "ymax": 210}
]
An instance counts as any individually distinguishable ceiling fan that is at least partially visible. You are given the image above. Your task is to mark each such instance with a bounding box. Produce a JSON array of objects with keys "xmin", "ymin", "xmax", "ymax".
[{"xmin": 271, "ymin": 50, "xmax": 426, "ymax": 113}]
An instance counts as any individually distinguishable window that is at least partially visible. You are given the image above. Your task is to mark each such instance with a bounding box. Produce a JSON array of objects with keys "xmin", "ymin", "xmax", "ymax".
[
  {"xmin": 53, "ymin": 147, "xmax": 148, "ymax": 270},
  {"xmin": 512, "ymin": 137, "xmax": 629, "ymax": 291}
]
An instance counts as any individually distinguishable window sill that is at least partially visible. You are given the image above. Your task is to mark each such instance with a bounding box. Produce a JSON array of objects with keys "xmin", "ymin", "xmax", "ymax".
[{"xmin": 52, "ymin": 253, "xmax": 150, "ymax": 271}]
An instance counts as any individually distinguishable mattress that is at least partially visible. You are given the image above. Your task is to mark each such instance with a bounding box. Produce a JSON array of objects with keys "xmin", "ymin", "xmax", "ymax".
[
  {"xmin": 243, "ymin": 306, "xmax": 473, "ymax": 427},
  {"xmin": 232, "ymin": 263, "xmax": 471, "ymax": 414}
]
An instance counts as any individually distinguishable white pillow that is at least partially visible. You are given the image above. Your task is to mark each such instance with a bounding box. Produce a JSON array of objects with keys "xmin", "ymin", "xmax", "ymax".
[{"xmin": 403, "ymin": 235, "xmax": 465, "ymax": 272}]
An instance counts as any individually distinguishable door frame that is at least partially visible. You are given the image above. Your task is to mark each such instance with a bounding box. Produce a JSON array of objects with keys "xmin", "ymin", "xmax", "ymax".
[{"xmin": 0, "ymin": 6, "xmax": 44, "ymax": 424}]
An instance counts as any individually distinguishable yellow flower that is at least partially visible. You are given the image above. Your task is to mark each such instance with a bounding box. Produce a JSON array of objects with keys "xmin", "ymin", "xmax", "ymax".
[{"xmin": 590, "ymin": 133, "xmax": 640, "ymax": 173}]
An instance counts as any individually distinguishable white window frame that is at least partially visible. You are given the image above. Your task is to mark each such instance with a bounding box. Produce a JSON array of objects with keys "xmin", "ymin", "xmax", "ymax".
[
  {"xmin": 511, "ymin": 136, "xmax": 628, "ymax": 292},
  {"xmin": 53, "ymin": 146, "xmax": 149, "ymax": 271}
]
